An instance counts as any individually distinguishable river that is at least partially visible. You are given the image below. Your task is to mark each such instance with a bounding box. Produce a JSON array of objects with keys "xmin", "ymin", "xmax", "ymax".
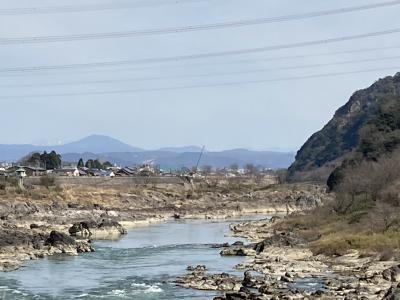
[{"xmin": 0, "ymin": 217, "xmax": 266, "ymax": 299}]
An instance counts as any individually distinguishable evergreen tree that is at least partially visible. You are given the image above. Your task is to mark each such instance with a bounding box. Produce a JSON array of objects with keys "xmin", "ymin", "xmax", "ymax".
[
  {"xmin": 85, "ymin": 159, "xmax": 94, "ymax": 169},
  {"xmin": 22, "ymin": 151, "xmax": 61, "ymax": 170},
  {"xmin": 92, "ymin": 159, "xmax": 103, "ymax": 169},
  {"xmin": 77, "ymin": 158, "xmax": 84, "ymax": 168}
]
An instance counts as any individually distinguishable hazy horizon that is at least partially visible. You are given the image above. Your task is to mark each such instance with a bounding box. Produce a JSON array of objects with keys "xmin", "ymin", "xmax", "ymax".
[
  {"xmin": 1, "ymin": 0, "xmax": 399, "ymax": 150},
  {"xmin": 0, "ymin": 134, "xmax": 296, "ymax": 153}
]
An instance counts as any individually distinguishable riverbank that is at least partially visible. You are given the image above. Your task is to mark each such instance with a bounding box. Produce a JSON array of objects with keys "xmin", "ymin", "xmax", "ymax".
[
  {"xmin": 176, "ymin": 215, "xmax": 400, "ymax": 299},
  {"xmin": 0, "ymin": 181, "xmax": 326, "ymax": 272}
]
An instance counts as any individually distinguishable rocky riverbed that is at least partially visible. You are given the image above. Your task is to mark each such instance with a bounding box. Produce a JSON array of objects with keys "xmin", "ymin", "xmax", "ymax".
[
  {"xmin": 176, "ymin": 216, "xmax": 400, "ymax": 299},
  {"xmin": 0, "ymin": 182, "xmax": 326, "ymax": 272}
]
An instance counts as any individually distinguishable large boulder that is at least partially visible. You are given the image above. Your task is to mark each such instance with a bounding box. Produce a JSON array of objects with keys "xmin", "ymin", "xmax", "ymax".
[
  {"xmin": 46, "ymin": 231, "xmax": 94, "ymax": 255},
  {"xmin": 68, "ymin": 219, "xmax": 127, "ymax": 239},
  {"xmin": 98, "ymin": 219, "xmax": 127, "ymax": 235},
  {"xmin": 242, "ymin": 271, "xmax": 255, "ymax": 288},
  {"xmin": 68, "ymin": 221, "xmax": 97, "ymax": 237},
  {"xmin": 383, "ymin": 266, "xmax": 400, "ymax": 282},
  {"xmin": 383, "ymin": 284, "xmax": 400, "ymax": 300},
  {"xmin": 225, "ymin": 292, "xmax": 249, "ymax": 300},
  {"xmin": 257, "ymin": 231, "xmax": 303, "ymax": 248},
  {"xmin": 46, "ymin": 231, "xmax": 75, "ymax": 246}
]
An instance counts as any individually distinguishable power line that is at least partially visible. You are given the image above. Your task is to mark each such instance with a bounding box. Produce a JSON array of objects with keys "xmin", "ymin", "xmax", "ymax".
[
  {"xmin": 1, "ymin": 44, "xmax": 400, "ymax": 78},
  {"xmin": 1, "ymin": 1, "xmax": 400, "ymax": 44},
  {"xmin": 1, "ymin": 28, "xmax": 400, "ymax": 72},
  {"xmin": 0, "ymin": 67, "xmax": 398, "ymax": 99},
  {"xmin": 0, "ymin": 0, "xmax": 213, "ymax": 15},
  {"xmin": 2, "ymin": 54, "xmax": 400, "ymax": 88}
]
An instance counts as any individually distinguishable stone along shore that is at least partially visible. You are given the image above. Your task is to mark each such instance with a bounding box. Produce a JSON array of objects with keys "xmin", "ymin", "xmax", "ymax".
[{"xmin": 176, "ymin": 216, "xmax": 400, "ymax": 299}]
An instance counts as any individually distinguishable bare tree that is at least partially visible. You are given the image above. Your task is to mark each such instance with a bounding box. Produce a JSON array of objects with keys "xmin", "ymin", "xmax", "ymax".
[
  {"xmin": 274, "ymin": 168, "xmax": 288, "ymax": 184},
  {"xmin": 334, "ymin": 164, "xmax": 369, "ymax": 213},
  {"xmin": 374, "ymin": 203, "xmax": 400, "ymax": 232},
  {"xmin": 334, "ymin": 151, "xmax": 400, "ymax": 213},
  {"xmin": 245, "ymin": 163, "xmax": 259, "ymax": 177}
]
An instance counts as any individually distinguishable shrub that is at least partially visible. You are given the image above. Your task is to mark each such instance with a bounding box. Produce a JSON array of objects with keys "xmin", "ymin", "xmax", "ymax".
[{"xmin": 39, "ymin": 175, "xmax": 56, "ymax": 188}]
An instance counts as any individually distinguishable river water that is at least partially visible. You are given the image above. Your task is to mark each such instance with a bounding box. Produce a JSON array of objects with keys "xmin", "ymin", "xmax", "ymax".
[{"xmin": 0, "ymin": 217, "xmax": 265, "ymax": 300}]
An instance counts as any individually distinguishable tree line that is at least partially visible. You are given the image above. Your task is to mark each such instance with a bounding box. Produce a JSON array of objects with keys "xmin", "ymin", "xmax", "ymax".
[
  {"xmin": 77, "ymin": 158, "xmax": 112, "ymax": 169},
  {"xmin": 21, "ymin": 151, "xmax": 62, "ymax": 170}
]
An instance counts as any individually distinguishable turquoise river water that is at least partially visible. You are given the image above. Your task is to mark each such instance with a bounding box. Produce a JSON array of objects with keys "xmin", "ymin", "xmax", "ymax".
[{"xmin": 0, "ymin": 217, "xmax": 265, "ymax": 299}]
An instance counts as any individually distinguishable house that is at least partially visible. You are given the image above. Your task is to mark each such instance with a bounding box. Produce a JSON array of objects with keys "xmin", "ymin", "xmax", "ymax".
[
  {"xmin": 5, "ymin": 166, "xmax": 19, "ymax": 174},
  {"xmin": 4, "ymin": 166, "xmax": 45, "ymax": 177},
  {"xmin": 22, "ymin": 166, "xmax": 47, "ymax": 177},
  {"xmin": 85, "ymin": 169, "xmax": 115, "ymax": 177},
  {"xmin": 78, "ymin": 169, "xmax": 88, "ymax": 176},
  {"xmin": 138, "ymin": 164, "xmax": 156, "ymax": 177},
  {"xmin": 116, "ymin": 167, "xmax": 136, "ymax": 177},
  {"xmin": 86, "ymin": 169, "xmax": 103, "ymax": 177},
  {"xmin": 53, "ymin": 168, "xmax": 80, "ymax": 177}
]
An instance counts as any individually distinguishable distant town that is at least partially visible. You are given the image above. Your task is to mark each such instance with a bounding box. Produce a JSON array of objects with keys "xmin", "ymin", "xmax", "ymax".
[{"xmin": 0, "ymin": 150, "xmax": 281, "ymax": 180}]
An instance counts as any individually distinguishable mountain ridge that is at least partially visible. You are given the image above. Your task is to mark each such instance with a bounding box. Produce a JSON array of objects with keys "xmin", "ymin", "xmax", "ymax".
[
  {"xmin": 0, "ymin": 135, "xmax": 294, "ymax": 169},
  {"xmin": 288, "ymin": 72, "xmax": 400, "ymax": 181}
]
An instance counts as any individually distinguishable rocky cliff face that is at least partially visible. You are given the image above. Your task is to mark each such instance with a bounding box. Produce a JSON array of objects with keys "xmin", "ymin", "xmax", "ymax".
[{"xmin": 288, "ymin": 72, "xmax": 400, "ymax": 181}]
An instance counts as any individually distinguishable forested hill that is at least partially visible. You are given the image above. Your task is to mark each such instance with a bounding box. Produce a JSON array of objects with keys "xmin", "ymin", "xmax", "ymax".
[{"xmin": 288, "ymin": 72, "xmax": 400, "ymax": 181}]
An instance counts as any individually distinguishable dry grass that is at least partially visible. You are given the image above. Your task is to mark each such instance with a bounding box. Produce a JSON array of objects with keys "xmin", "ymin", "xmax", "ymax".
[
  {"xmin": 275, "ymin": 201, "xmax": 400, "ymax": 257},
  {"xmin": 310, "ymin": 231, "xmax": 400, "ymax": 256}
]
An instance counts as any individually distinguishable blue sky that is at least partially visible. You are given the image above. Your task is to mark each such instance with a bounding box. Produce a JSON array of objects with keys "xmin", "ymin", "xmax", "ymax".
[{"xmin": 0, "ymin": 0, "xmax": 399, "ymax": 151}]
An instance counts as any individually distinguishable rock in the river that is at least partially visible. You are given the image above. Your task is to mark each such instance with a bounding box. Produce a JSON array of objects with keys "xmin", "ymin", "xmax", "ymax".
[
  {"xmin": 232, "ymin": 241, "xmax": 244, "ymax": 246},
  {"xmin": 69, "ymin": 219, "xmax": 127, "ymax": 239},
  {"xmin": 186, "ymin": 265, "xmax": 207, "ymax": 272},
  {"xmin": 225, "ymin": 291, "xmax": 249, "ymax": 300},
  {"xmin": 46, "ymin": 231, "xmax": 76, "ymax": 246},
  {"xmin": 45, "ymin": 231, "xmax": 93, "ymax": 255},
  {"xmin": 69, "ymin": 221, "xmax": 97, "ymax": 237},
  {"xmin": 176, "ymin": 267, "xmax": 242, "ymax": 292},
  {"xmin": 280, "ymin": 275, "xmax": 293, "ymax": 283},
  {"xmin": 211, "ymin": 243, "xmax": 230, "ymax": 248},
  {"xmin": 220, "ymin": 246, "xmax": 255, "ymax": 257}
]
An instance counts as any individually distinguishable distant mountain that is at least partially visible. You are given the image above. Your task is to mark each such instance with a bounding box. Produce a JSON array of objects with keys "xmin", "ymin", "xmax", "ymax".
[
  {"xmin": 288, "ymin": 72, "xmax": 400, "ymax": 181},
  {"xmin": 0, "ymin": 135, "xmax": 143, "ymax": 161},
  {"xmin": 52, "ymin": 135, "xmax": 143, "ymax": 154},
  {"xmin": 0, "ymin": 135, "xmax": 294, "ymax": 169}
]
